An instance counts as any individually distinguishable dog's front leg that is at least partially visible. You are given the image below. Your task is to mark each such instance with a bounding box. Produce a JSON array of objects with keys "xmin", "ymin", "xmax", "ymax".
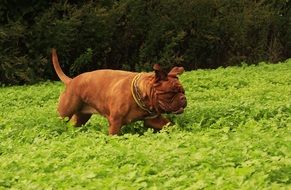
[
  {"xmin": 144, "ymin": 116, "xmax": 170, "ymax": 130},
  {"xmin": 108, "ymin": 116, "xmax": 123, "ymax": 135}
]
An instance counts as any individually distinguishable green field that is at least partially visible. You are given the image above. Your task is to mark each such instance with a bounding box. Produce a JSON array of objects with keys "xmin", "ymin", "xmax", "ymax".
[{"xmin": 0, "ymin": 61, "xmax": 290, "ymax": 189}]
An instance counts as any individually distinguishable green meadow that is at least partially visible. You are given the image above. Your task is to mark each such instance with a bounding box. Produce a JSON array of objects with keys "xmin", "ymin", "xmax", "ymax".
[{"xmin": 0, "ymin": 61, "xmax": 290, "ymax": 189}]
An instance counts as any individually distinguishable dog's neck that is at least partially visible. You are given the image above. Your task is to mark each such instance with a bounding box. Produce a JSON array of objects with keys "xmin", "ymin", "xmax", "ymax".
[{"xmin": 131, "ymin": 73, "xmax": 159, "ymax": 118}]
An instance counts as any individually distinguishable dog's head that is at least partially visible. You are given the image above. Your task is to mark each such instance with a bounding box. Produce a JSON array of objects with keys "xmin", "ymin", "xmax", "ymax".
[{"xmin": 151, "ymin": 64, "xmax": 187, "ymax": 114}]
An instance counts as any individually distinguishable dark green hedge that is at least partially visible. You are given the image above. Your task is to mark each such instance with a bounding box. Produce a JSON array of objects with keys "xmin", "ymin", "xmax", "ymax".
[{"xmin": 0, "ymin": 0, "xmax": 290, "ymax": 84}]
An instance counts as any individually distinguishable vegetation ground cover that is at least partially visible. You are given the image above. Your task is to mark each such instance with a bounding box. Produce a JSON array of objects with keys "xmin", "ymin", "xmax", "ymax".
[{"xmin": 0, "ymin": 61, "xmax": 290, "ymax": 189}]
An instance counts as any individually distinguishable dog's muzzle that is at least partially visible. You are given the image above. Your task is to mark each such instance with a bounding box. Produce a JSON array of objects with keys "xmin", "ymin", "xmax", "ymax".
[{"xmin": 172, "ymin": 94, "xmax": 187, "ymax": 114}]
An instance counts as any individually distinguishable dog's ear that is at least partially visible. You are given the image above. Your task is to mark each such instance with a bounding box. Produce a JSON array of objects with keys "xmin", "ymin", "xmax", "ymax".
[
  {"xmin": 153, "ymin": 64, "xmax": 167, "ymax": 81},
  {"xmin": 168, "ymin": 66, "xmax": 184, "ymax": 78}
]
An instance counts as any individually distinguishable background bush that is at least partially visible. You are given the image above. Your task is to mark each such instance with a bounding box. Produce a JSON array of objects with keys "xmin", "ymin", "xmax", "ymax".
[{"xmin": 0, "ymin": 0, "xmax": 290, "ymax": 85}]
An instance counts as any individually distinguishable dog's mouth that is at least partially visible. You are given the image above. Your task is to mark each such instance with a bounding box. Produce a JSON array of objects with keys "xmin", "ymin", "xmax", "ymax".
[
  {"xmin": 172, "ymin": 94, "xmax": 187, "ymax": 114},
  {"xmin": 159, "ymin": 94, "xmax": 187, "ymax": 115},
  {"xmin": 172, "ymin": 107, "xmax": 184, "ymax": 114}
]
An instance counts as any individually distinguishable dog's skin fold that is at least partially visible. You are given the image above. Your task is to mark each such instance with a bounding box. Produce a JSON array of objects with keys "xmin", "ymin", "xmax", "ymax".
[{"xmin": 51, "ymin": 48, "xmax": 187, "ymax": 135}]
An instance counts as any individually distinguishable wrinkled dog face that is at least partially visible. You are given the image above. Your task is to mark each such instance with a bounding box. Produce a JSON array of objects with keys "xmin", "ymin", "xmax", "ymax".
[{"xmin": 153, "ymin": 65, "xmax": 187, "ymax": 114}]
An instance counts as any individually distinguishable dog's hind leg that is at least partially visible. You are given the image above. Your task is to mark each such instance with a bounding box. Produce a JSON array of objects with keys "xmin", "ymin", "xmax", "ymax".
[
  {"xmin": 57, "ymin": 90, "xmax": 82, "ymax": 120},
  {"xmin": 71, "ymin": 113, "xmax": 92, "ymax": 127}
]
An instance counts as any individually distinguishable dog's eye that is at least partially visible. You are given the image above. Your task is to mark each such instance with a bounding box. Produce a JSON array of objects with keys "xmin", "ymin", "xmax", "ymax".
[
  {"xmin": 175, "ymin": 86, "xmax": 184, "ymax": 94},
  {"xmin": 165, "ymin": 93, "xmax": 175, "ymax": 98},
  {"xmin": 171, "ymin": 87, "xmax": 183, "ymax": 93},
  {"xmin": 160, "ymin": 92, "xmax": 176, "ymax": 100}
]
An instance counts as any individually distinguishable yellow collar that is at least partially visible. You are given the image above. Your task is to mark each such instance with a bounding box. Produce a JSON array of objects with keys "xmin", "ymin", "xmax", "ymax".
[{"xmin": 131, "ymin": 73, "xmax": 157, "ymax": 118}]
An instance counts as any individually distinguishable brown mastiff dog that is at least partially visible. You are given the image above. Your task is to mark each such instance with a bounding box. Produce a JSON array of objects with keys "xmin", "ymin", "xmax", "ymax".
[{"xmin": 51, "ymin": 49, "xmax": 187, "ymax": 135}]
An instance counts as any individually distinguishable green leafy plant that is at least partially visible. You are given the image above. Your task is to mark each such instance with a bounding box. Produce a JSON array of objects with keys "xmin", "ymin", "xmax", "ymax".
[{"xmin": 0, "ymin": 61, "xmax": 290, "ymax": 189}]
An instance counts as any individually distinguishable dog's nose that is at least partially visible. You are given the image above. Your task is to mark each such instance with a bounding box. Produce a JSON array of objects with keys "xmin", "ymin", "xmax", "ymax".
[{"xmin": 180, "ymin": 95, "xmax": 187, "ymax": 108}]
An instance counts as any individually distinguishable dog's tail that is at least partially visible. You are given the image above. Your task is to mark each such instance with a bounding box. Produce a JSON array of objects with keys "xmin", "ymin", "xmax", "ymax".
[{"xmin": 51, "ymin": 48, "xmax": 71, "ymax": 85}]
